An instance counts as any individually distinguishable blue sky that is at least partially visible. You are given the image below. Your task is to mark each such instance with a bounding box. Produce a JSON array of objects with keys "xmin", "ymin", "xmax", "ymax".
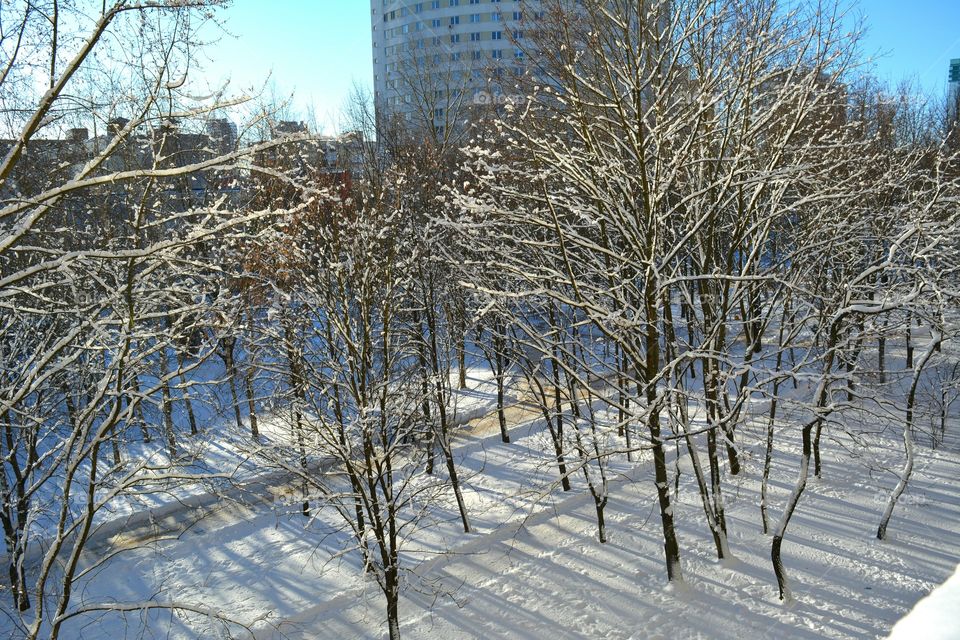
[
  {"xmin": 198, "ymin": 1, "xmax": 960, "ymax": 134},
  {"xmin": 197, "ymin": 1, "xmax": 374, "ymax": 134},
  {"xmin": 855, "ymin": 1, "xmax": 960, "ymax": 93}
]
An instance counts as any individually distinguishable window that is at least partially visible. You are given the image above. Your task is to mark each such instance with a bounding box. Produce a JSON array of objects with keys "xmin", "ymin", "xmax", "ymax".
[
  {"xmin": 491, "ymin": 30, "xmax": 502, "ymax": 39},
  {"xmin": 450, "ymin": 15, "xmax": 460, "ymax": 25},
  {"xmin": 449, "ymin": 0, "xmax": 459, "ymax": 6},
  {"xmin": 450, "ymin": 33, "xmax": 460, "ymax": 43},
  {"xmin": 492, "ymin": 49, "xmax": 503, "ymax": 59},
  {"xmin": 470, "ymin": 13, "xmax": 482, "ymax": 22},
  {"xmin": 470, "ymin": 32, "xmax": 481, "ymax": 41},
  {"xmin": 431, "ymin": 0, "xmax": 440, "ymax": 8},
  {"xmin": 432, "ymin": 18, "xmax": 441, "ymax": 27}
]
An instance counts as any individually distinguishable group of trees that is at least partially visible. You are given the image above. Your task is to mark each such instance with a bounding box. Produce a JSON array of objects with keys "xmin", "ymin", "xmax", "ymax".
[
  {"xmin": 0, "ymin": 0, "xmax": 302, "ymax": 636},
  {"xmin": 447, "ymin": 0, "xmax": 960, "ymax": 602},
  {"xmin": 1, "ymin": 0, "xmax": 959, "ymax": 639}
]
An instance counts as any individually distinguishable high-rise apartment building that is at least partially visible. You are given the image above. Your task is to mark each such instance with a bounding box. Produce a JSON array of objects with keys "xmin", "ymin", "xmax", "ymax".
[
  {"xmin": 949, "ymin": 59, "xmax": 960, "ymax": 121},
  {"xmin": 370, "ymin": 0, "xmax": 544, "ymax": 135}
]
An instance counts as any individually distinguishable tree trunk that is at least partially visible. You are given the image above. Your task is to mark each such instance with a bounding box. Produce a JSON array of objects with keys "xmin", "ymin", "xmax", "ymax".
[
  {"xmin": 416, "ymin": 313, "xmax": 435, "ymax": 474},
  {"xmin": 130, "ymin": 373, "xmax": 149, "ymax": 443},
  {"xmin": 878, "ymin": 314, "xmax": 889, "ymax": 384},
  {"xmin": 645, "ymin": 282, "xmax": 682, "ymax": 582},
  {"xmin": 547, "ymin": 307, "xmax": 572, "ymax": 491},
  {"xmin": 176, "ymin": 351, "xmax": 199, "ymax": 436},
  {"xmin": 771, "ymin": 321, "xmax": 840, "ymax": 601},
  {"xmin": 761, "ymin": 377, "xmax": 781, "ymax": 535},
  {"xmin": 385, "ymin": 565, "xmax": 401, "ymax": 640},
  {"xmin": 531, "ymin": 375, "xmax": 572, "ymax": 491},
  {"xmin": 616, "ymin": 343, "xmax": 628, "ymax": 436},
  {"xmin": 904, "ymin": 311, "xmax": 913, "ymax": 369},
  {"xmin": 244, "ymin": 364, "xmax": 259, "ymax": 441},
  {"xmin": 283, "ymin": 321, "xmax": 310, "ymax": 518},
  {"xmin": 223, "ymin": 338, "xmax": 244, "ymax": 432},
  {"xmin": 677, "ymin": 393, "xmax": 729, "ymax": 558},
  {"xmin": 494, "ymin": 333, "xmax": 510, "ymax": 443},
  {"xmin": 762, "ymin": 301, "xmax": 789, "ymax": 533},
  {"xmin": 159, "ymin": 342, "xmax": 177, "ymax": 459},
  {"xmin": 458, "ymin": 329, "xmax": 467, "ymax": 390},
  {"xmin": 595, "ymin": 496, "xmax": 607, "ymax": 543},
  {"xmin": 813, "ymin": 420, "xmax": 823, "ymax": 479},
  {"xmin": 424, "ymin": 295, "xmax": 471, "ymax": 532},
  {"xmin": 878, "ymin": 330, "xmax": 941, "ymax": 540}
]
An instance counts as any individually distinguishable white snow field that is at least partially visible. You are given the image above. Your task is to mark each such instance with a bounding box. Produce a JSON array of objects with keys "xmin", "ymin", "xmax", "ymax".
[
  {"xmin": 889, "ymin": 563, "xmax": 960, "ymax": 640},
  {"xmin": 3, "ymin": 368, "xmax": 958, "ymax": 639}
]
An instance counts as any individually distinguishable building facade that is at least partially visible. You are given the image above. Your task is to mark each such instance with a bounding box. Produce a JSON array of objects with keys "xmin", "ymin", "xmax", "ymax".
[
  {"xmin": 950, "ymin": 59, "xmax": 960, "ymax": 121},
  {"xmin": 371, "ymin": 0, "xmax": 545, "ymax": 135}
]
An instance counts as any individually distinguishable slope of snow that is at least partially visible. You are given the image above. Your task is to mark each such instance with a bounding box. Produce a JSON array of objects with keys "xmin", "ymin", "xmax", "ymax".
[
  {"xmin": 6, "ymin": 367, "xmax": 506, "ymax": 566},
  {"xmin": 888, "ymin": 564, "xmax": 960, "ymax": 640},
  {"xmin": 10, "ymin": 388, "xmax": 956, "ymax": 640},
  {"xmin": 265, "ymin": 412, "xmax": 960, "ymax": 640}
]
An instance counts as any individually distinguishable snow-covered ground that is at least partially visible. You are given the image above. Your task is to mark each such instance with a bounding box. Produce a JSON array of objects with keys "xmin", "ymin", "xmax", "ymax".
[
  {"xmin": 889, "ymin": 563, "xmax": 960, "ymax": 640},
  {"xmin": 260, "ymin": 405, "xmax": 960, "ymax": 639},
  {"xmin": 6, "ymin": 362, "xmax": 956, "ymax": 640},
  {"xmin": 13, "ymin": 367, "xmax": 510, "ymax": 563}
]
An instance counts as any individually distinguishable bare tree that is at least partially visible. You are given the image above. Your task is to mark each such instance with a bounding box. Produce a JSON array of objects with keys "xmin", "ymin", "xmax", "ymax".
[
  {"xmin": 0, "ymin": 2, "xmax": 295, "ymax": 636},
  {"xmin": 450, "ymin": 0, "xmax": 960, "ymax": 596}
]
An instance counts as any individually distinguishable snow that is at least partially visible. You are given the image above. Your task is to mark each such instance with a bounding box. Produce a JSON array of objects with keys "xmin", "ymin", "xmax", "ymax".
[
  {"xmin": 888, "ymin": 564, "xmax": 960, "ymax": 640},
  {"xmin": 258, "ymin": 408, "xmax": 960, "ymax": 640},
  {"xmin": 4, "ymin": 364, "xmax": 956, "ymax": 639},
  {"xmin": 39, "ymin": 367, "xmax": 508, "ymax": 556},
  {"xmin": 3, "ymin": 341, "xmax": 959, "ymax": 640}
]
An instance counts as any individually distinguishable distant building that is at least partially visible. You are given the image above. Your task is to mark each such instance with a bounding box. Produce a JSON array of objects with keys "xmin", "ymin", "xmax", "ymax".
[
  {"xmin": 949, "ymin": 59, "xmax": 960, "ymax": 120},
  {"xmin": 253, "ymin": 121, "xmax": 367, "ymax": 178},
  {"xmin": 206, "ymin": 118, "xmax": 239, "ymax": 156},
  {"xmin": 0, "ymin": 118, "xmax": 242, "ymax": 219},
  {"xmin": 371, "ymin": 0, "xmax": 546, "ymax": 136},
  {"xmin": 1, "ymin": 117, "xmax": 370, "ymax": 233}
]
